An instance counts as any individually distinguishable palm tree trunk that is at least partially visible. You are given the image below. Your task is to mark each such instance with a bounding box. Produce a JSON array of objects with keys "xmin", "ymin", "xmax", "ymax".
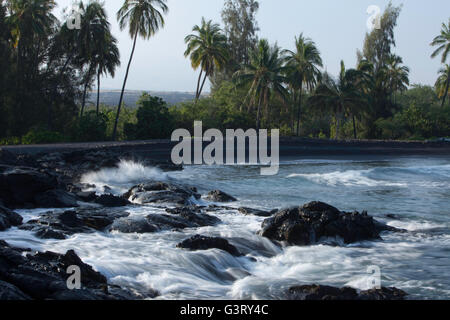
[
  {"xmin": 296, "ymin": 83, "xmax": 303, "ymax": 136},
  {"xmin": 256, "ymin": 94, "xmax": 263, "ymax": 132},
  {"xmin": 441, "ymin": 70, "xmax": 450, "ymax": 108},
  {"xmin": 80, "ymin": 67, "xmax": 93, "ymax": 118},
  {"xmin": 335, "ymin": 109, "xmax": 343, "ymax": 140},
  {"xmin": 194, "ymin": 69, "xmax": 203, "ymax": 102},
  {"xmin": 263, "ymin": 88, "xmax": 269, "ymax": 128},
  {"xmin": 352, "ymin": 115, "xmax": 357, "ymax": 139},
  {"xmin": 197, "ymin": 71, "xmax": 208, "ymax": 101},
  {"xmin": 80, "ymin": 79, "xmax": 89, "ymax": 118},
  {"xmin": 112, "ymin": 29, "xmax": 139, "ymax": 141},
  {"xmin": 96, "ymin": 70, "xmax": 101, "ymax": 116}
]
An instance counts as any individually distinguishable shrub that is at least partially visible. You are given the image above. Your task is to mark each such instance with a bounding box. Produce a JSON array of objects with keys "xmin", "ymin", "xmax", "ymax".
[
  {"xmin": 125, "ymin": 93, "xmax": 175, "ymax": 140},
  {"xmin": 0, "ymin": 136, "xmax": 21, "ymax": 145},
  {"xmin": 22, "ymin": 129, "xmax": 66, "ymax": 145},
  {"xmin": 73, "ymin": 111, "xmax": 108, "ymax": 142}
]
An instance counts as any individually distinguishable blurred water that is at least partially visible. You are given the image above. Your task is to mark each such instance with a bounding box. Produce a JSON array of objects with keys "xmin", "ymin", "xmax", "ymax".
[{"xmin": 1, "ymin": 156, "xmax": 449, "ymax": 300}]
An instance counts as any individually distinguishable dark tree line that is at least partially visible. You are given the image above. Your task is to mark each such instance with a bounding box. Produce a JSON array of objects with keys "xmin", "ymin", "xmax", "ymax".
[{"xmin": 0, "ymin": 0, "xmax": 448, "ymax": 144}]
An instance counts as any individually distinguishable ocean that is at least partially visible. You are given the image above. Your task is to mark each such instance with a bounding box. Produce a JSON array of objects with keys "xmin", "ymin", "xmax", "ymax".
[{"xmin": 1, "ymin": 155, "xmax": 449, "ymax": 299}]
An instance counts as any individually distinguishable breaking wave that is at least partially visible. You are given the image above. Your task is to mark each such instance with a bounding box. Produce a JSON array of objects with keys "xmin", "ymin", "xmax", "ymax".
[
  {"xmin": 287, "ymin": 169, "xmax": 406, "ymax": 187},
  {"xmin": 80, "ymin": 160, "xmax": 168, "ymax": 194}
]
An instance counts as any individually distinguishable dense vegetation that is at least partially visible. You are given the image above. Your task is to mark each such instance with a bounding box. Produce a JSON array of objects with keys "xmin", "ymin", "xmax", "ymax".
[{"xmin": 0, "ymin": 0, "xmax": 449, "ymax": 145}]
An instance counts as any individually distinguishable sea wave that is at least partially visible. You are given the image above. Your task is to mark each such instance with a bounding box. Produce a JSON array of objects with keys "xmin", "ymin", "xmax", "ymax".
[
  {"xmin": 287, "ymin": 169, "xmax": 407, "ymax": 187},
  {"xmin": 80, "ymin": 160, "xmax": 168, "ymax": 194}
]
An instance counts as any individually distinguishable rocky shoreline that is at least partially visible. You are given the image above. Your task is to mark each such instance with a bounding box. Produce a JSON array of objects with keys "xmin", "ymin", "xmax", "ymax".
[{"xmin": 0, "ymin": 147, "xmax": 409, "ymax": 300}]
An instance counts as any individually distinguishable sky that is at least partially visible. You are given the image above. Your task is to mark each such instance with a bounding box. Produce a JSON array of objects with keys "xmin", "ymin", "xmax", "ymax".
[{"xmin": 55, "ymin": 0, "xmax": 450, "ymax": 92}]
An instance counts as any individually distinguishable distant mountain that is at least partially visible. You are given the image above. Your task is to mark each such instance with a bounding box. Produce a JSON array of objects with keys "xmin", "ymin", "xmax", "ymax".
[{"xmin": 86, "ymin": 90, "xmax": 200, "ymax": 107}]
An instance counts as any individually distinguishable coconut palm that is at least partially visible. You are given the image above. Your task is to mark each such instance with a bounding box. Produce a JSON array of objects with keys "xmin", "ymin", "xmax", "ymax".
[
  {"xmin": 112, "ymin": 0, "xmax": 169, "ymax": 141},
  {"xmin": 7, "ymin": 0, "xmax": 58, "ymax": 129},
  {"xmin": 309, "ymin": 61, "xmax": 366, "ymax": 140},
  {"xmin": 282, "ymin": 34, "xmax": 323, "ymax": 136},
  {"xmin": 184, "ymin": 18, "xmax": 229, "ymax": 103},
  {"xmin": 94, "ymin": 34, "xmax": 120, "ymax": 116},
  {"xmin": 436, "ymin": 64, "xmax": 450, "ymax": 103},
  {"xmin": 7, "ymin": 0, "xmax": 58, "ymax": 52},
  {"xmin": 78, "ymin": 1, "xmax": 111, "ymax": 117},
  {"xmin": 385, "ymin": 54, "xmax": 409, "ymax": 103},
  {"xmin": 431, "ymin": 19, "xmax": 450, "ymax": 107},
  {"xmin": 233, "ymin": 39, "xmax": 288, "ymax": 131}
]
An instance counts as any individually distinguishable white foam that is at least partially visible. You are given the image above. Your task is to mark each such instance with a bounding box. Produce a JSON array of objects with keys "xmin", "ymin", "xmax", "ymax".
[
  {"xmin": 287, "ymin": 170, "xmax": 406, "ymax": 187},
  {"xmin": 80, "ymin": 160, "xmax": 168, "ymax": 194}
]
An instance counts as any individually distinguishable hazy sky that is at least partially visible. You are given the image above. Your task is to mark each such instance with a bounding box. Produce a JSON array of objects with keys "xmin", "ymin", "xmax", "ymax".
[{"xmin": 55, "ymin": 0, "xmax": 450, "ymax": 92}]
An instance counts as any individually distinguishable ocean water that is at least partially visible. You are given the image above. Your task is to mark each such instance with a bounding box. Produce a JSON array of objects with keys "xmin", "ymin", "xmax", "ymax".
[{"xmin": 1, "ymin": 156, "xmax": 450, "ymax": 300}]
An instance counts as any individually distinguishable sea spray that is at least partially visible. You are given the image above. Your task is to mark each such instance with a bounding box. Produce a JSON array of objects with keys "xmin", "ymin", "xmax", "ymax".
[{"xmin": 80, "ymin": 160, "xmax": 168, "ymax": 194}]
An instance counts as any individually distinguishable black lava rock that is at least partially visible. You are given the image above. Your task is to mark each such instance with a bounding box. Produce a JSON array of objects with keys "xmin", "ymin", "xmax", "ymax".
[
  {"xmin": 0, "ymin": 205, "xmax": 23, "ymax": 231},
  {"xmin": 258, "ymin": 201, "xmax": 402, "ymax": 246},
  {"xmin": 206, "ymin": 190, "xmax": 237, "ymax": 202},
  {"xmin": 94, "ymin": 194, "xmax": 131, "ymax": 207},
  {"xmin": 288, "ymin": 284, "xmax": 407, "ymax": 301},
  {"xmin": 177, "ymin": 235, "xmax": 242, "ymax": 256}
]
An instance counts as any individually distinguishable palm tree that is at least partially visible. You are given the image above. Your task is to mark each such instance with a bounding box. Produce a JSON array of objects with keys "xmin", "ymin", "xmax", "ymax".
[
  {"xmin": 431, "ymin": 19, "xmax": 450, "ymax": 107},
  {"xmin": 436, "ymin": 64, "xmax": 450, "ymax": 103},
  {"xmin": 77, "ymin": 1, "xmax": 111, "ymax": 118},
  {"xmin": 94, "ymin": 34, "xmax": 120, "ymax": 116},
  {"xmin": 385, "ymin": 54, "xmax": 409, "ymax": 103},
  {"xmin": 112, "ymin": 0, "xmax": 169, "ymax": 141},
  {"xmin": 184, "ymin": 18, "xmax": 229, "ymax": 103},
  {"xmin": 352, "ymin": 59, "xmax": 376, "ymax": 138},
  {"xmin": 233, "ymin": 39, "xmax": 288, "ymax": 131},
  {"xmin": 309, "ymin": 61, "xmax": 366, "ymax": 140},
  {"xmin": 283, "ymin": 34, "xmax": 323, "ymax": 136},
  {"xmin": 7, "ymin": 0, "xmax": 58, "ymax": 129}
]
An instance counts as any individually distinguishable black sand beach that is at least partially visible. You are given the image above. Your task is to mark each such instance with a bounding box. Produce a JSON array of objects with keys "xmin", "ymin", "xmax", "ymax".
[{"xmin": 3, "ymin": 138, "xmax": 450, "ymax": 160}]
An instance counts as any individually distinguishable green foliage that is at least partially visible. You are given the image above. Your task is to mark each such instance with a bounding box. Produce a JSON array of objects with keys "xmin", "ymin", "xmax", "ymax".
[
  {"xmin": 124, "ymin": 94, "xmax": 174, "ymax": 140},
  {"xmin": 185, "ymin": 18, "xmax": 229, "ymax": 100},
  {"xmin": 73, "ymin": 111, "xmax": 108, "ymax": 142},
  {"xmin": 22, "ymin": 129, "xmax": 66, "ymax": 145},
  {"xmin": 219, "ymin": 0, "xmax": 259, "ymax": 77},
  {"xmin": 1, "ymin": 0, "xmax": 449, "ymax": 145},
  {"xmin": 0, "ymin": 136, "xmax": 21, "ymax": 146},
  {"xmin": 375, "ymin": 103, "xmax": 450, "ymax": 140}
]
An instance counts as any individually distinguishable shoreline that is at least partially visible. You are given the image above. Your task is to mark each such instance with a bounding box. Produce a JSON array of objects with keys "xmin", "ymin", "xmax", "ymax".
[
  {"xmin": 1, "ymin": 139, "xmax": 447, "ymax": 300},
  {"xmin": 2, "ymin": 138, "xmax": 450, "ymax": 159}
]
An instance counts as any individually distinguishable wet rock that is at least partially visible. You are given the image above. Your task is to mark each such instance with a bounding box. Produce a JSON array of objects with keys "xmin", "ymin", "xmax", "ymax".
[
  {"xmin": 166, "ymin": 206, "xmax": 202, "ymax": 215},
  {"xmin": 19, "ymin": 207, "xmax": 130, "ymax": 239},
  {"xmin": 76, "ymin": 191, "xmax": 98, "ymax": 202},
  {"xmin": 146, "ymin": 208, "xmax": 221, "ymax": 231},
  {"xmin": 0, "ymin": 149, "xmax": 38, "ymax": 167},
  {"xmin": 0, "ymin": 240, "xmax": 132, "ymax": 300},
  {"xmin": 110, "ymin": 217, "xmax": 158, "ymax": 234},
  {"xmin": 34, "ymin": 227, "xmax": 66, "ymax": 240},
  {"xmin": 358, "ymin": 287, "xmax": 408, "ymax": 300},
  {"xmin": 67, "ymin": 183, "xmax": 96, "ymax": 194},
  {"xmin": 206, "ymin": 190, "xmax": 237, "ymax": 202},
  {"xmin": 34, "ymin": 189, "xmax": 79, "ymax": 208},
  {"xmin": 288, "ymin": 284, "xmax": 407, "ymax": 301},
  {"xmin": 0, "ymin": 279, "xmax": 31, "ymax": 300},
  {"xmin": 60, "ymin": 250, "xmax": 107, "ymax": 285},
  {"xmin": 0, "ymin": 149, "xmax": 18, "ymax": 166},
  {"xmin": 94, "ymin": 194, "xmax": 131, "ymax": 207},
  {"xmin": 258, "ymin": 201, "xmax": 401, "ymax": 246},
  {"xmin": 205, "ymin": 205, "xmax": 236, "ymax": 212},
  {"xmin": 165, "ymin": 206, "xmax": 221, "ymax": 227},
  {"xmin": 177, "ymin": 235, "xmax": 242, "ymax": 256},
  {"xmin": 238, "ymin": 207, "xmax": 276, "ymax": 217},
  {"xmin": 124, "ymin": 182, "xmax": 198, "ymax": 206},
  {"xmin": 0, "ymin": 167, "xmax": 58, "ymax": 207},
  {"xmin": 0, "ymin": 205, "xmax": 23, "ymax": 231}
]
